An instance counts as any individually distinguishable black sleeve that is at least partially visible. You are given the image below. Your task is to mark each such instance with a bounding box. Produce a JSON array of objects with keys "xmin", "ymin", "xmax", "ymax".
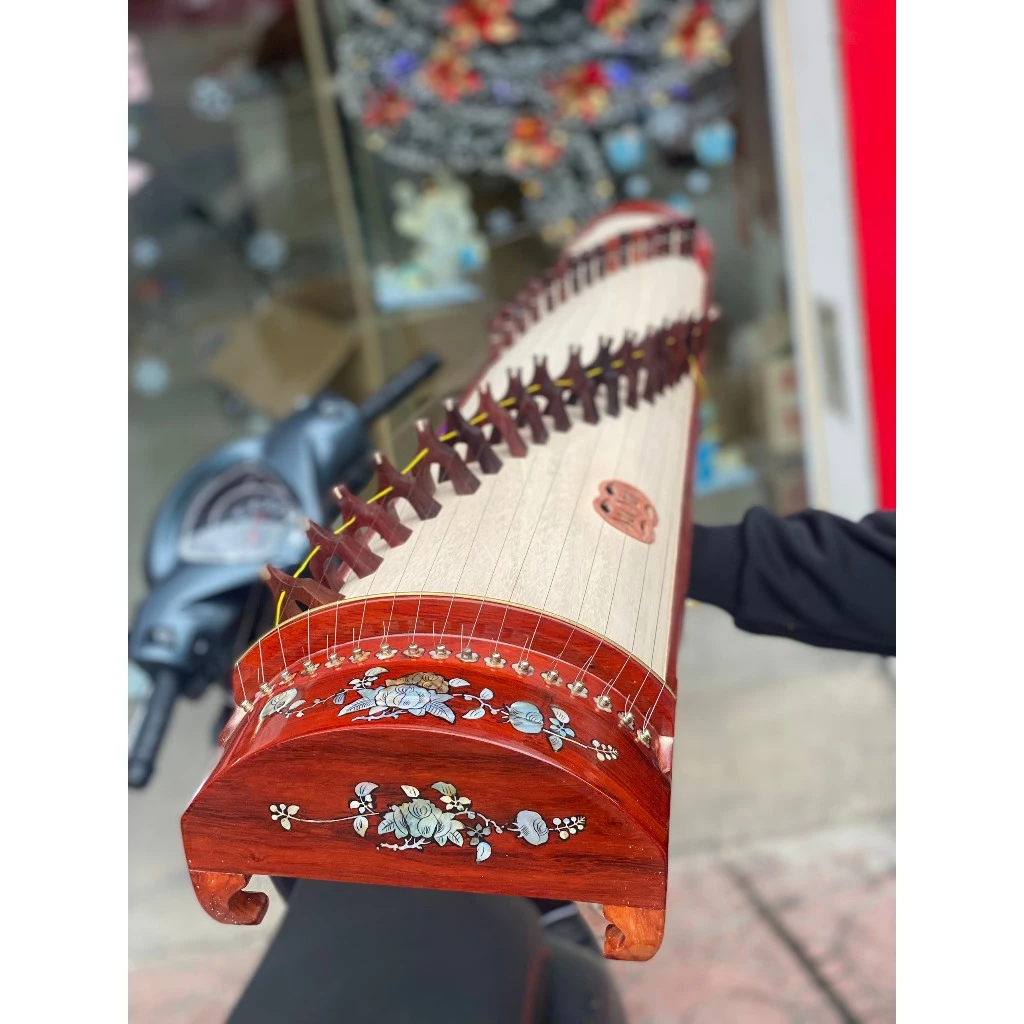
[{"xmin": 687, "ymin": 507, "xmax": 895, "ymax": 657}]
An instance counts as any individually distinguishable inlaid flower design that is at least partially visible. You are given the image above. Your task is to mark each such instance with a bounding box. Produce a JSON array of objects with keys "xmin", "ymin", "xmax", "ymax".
[
  {"xmin": 257, "ymin": 668, "xmax": 618, "ymax": 766},
  {"xmin": 267, "ymin": 781, "xmax": 586, "ymax": 861}
]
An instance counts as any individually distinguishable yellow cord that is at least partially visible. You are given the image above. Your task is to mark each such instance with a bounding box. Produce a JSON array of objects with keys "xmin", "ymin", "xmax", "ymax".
[{"xmin": 273, "ymin": 342, "xmax": 703, "ymax": 625}]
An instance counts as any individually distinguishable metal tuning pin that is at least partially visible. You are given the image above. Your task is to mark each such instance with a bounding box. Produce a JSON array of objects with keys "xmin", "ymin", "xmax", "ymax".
[
  {"xmin": 617, "ymin": 709, "xmax": 635, "ymax": 730},
  {"xmin": 325, "ymin": 649, "xmax": 345, "ymax": 669},
  {"xmin": 635, "ymin": 727, "xmax": 653, "ymax": 747},
  {"xmin": 333, "ymin": 483, "xmax": 411, "ymax": 548},
  {"xmin": 457, "ymin": 646, "xmax": 480, "ymax": 663},
  {"xmin": 567, "ymin": 680, "xmax": 589, "ymax": 698},
  {"xmin": 403, "ymin": 642, "xmax": 426, "ymax": 659},
  {"xmin": 376, "ymin": 642, "xmax": 398, "ymax": 661},
  {"xmin": 301, "ymin": 656, "xmax": 319, "ymax": 677},
  {"xmin": 594, "ymin": 694, "xmax": 613, "ymax": 712},
  {"xmin": 484, "ymin": 651, "xmax": 507, "ymax": 669},
  {"xmin": 443, "ymin": 399, "xmax": 502, "ymax": 474},
  {"xmin": 348, "ymin": 646, "xmax": 370, "ymax": 664},
  {"xmin": 374, "ymin": 452, "xmax": 441, "ymax": 520},
  {"xmin": 540, "ymin": 669, "xmax": 562, "ymax": 687},
  {"xmin": 512, "ymin": 659, "xmax": 534, "ymax": 677},
  {"xmin": 240, "ymin": 699, "xmax": 254, "ymax": 714},
  {"xmin": 429, "ymin": 641, "xmax": 452, "ymax": 660}
]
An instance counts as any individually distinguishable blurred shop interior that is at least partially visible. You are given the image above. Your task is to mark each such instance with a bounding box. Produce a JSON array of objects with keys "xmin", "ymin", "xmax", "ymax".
[{"xmin": 128, "ymin": 0, "xmax": 810, "ymax": 620}]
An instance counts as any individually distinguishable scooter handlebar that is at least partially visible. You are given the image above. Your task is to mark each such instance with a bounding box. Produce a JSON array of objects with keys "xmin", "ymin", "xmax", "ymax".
[
  {"xmin": 357, "ymin": 352, "xmax": 441, "ymax": 426},
  {"xmin": 128, "ymin": 667, "xmax": 180, "ymax": 789}
]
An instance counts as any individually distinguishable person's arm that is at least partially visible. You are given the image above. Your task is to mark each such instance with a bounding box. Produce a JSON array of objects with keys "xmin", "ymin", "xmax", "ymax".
[{"xmin": 688, "ymin": 507, "xmax": 895, "ymax": 657}]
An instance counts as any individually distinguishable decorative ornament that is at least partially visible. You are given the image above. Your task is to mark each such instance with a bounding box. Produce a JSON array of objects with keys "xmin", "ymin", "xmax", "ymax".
[
  {"xmin": 549, "ymin": 62, "xmax": 611, "ymax": 124},
  {"xmin": 601, "ymin": 125, "xmax": 645, "ymax": 174},
  {"xmin": 190, "ymin": 75, "xmax": 233, "ymax": 121},
  {"xmin": 667, "ymin": 193, "xmax": 694, "ymax": 214},
  {"xmin": 486, "ymin": 208, "xmax": 516, "ymax": 238},
  {"xmin": 692, "ymin": 117, "xmax": 736, "ymax": 167},
  {"xmin": 375, "ymin": 174, "xmax": 488, "ymax": 311},
  {"xmin": 602, "ymin": 60, "xmax": 635, "ymax": 89},
  {"xmin": 684, "ymin": 168, "xmax": 713, "ymax": 195},
  {"xmin": 587, "ymin": 0, "xmax": 639, "ymax": 41},
  {"xmin": 504, "ymin": 116, "xmax": 565, "ymax": 173},
  {"xmin": 128, "ymin": 160, "xmax": 152, "ymax": 198},
  {"xmin": 663, "ymin": 2, "xmax": 730, "ymax": 65},
  {"xmin": 130, "ymin": 356, "xmax": 171, "ymax": 397},
  {"xmin": 245, "ymin": 230, "xmax": 289, "ymax": 273},
  {"xmin": 419, "ymin": 41, "xmax": 483, "ymax": 103},
  {"xmin": 381, "ymin": 51, "xmax": 419, "ymax": 82},
  {"xmin": 444, "ymin": 0, "xmax": 519, "ymax": 50},
  {"xmin": 362, "ymin": 86, "xmax": 413, "ymax": 132},
  {"xmin": 130, "ymin": 237, "xmax": 161, "ymax": 269},
  {"xmin": 624, "ymin": 173, "xmax": 651, "ymax": 199},
  {"xmin": 646, "ymin": 104, "xmax": 689, "ymax": 146}
]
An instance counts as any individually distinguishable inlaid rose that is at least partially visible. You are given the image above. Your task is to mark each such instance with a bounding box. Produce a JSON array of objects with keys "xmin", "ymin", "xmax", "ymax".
[
  {"xmin": 375, "ymin": 684, "xmax": 433, "ymax": 712},
  {"xmin": 392, "ymin": 671, "xmax": 450, "ymax": 694},
  {"xmin": 379, "ymin": 798, "xmax": 465, "ymax": 845}
]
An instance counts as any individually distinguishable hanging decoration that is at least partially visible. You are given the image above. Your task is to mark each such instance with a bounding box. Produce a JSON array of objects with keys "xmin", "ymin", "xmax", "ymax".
[
  {"xmin": 419, "ymin": 41, "xmax": 484, "ymax": 103},
  {"xmin": 504, "ymin": 116, "xmax": 566, "ymax": 173},
  {"xmin": 334, "ymin": 0, "xmax": 754, "ymax": 238},
  {"xmin": 444, "ymin": 0, "xmax": 519, "ymax": 49},
  {"xmin": 601, "ymin": 125, "xmax": 646, "ymax": 174},
  {"xmin": 586, "ymin": 0, "xmax": 640, "ymax": 41},
  {"xmin": 691, "ymin": 117, "xmax": 736, "ymax": 166},
  {"xmin": 549, "ymin": 62, "xmax": 611, "ymax": 123},
  {"xmin": 662, "ymin": 2, "xmax": 731, "ymax": 66}
]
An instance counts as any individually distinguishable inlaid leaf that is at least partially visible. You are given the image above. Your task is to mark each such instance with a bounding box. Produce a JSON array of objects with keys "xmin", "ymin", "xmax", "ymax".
[
  {"xmin": 479, "ymin": 688, "xmax": 493, "ymax": 700},
  {"xmin": 426, "ymin": 702, "xmax": 456, "ymax": 724},
  {"xmin": 547, "ymin": 734, "xmax": 563, "ymax": 752},
  {"xmin": 378, "ymin": 817, "xmax": 396, "ymax": 835},
  {"xmin": 551, "ymin": 706, "xmax": 570, "ymax": 724},
  {"xmin": 365, "ymin": 667, "xmax": 388, "ymax": 678},
  {"xmin": 354, "ymin": 782, "xmax": 378, "ymax": 797},
  {"xmin": 289, "ymin": 699, "xmax": 305, "ymax": 710},
  {"xmin": 338, "ymin": 697, "xmax": 375, "ymax": 717},
  {"xmin": 449, "ymin": 829, "xmax": 464, "ymax": 847},
  {"xmin": 432, "ymin": 782, "xmax": 457, "ymax": 797},
  {"xmin": 449, "ymin": 679, "xmax": 470, "ymax": 687},
  {"xmin": 353, "ymin": 815, "xmax": 368, "ymax": 837},
  {"xmin": 401, "ymin": 785, "xmax": 420, "ymax": 798},
  {"xmin": 463, "ymin": 707, "xmax": 486, "ymax": 720},
  {"xmin": 475, "ymin": 841, "xmax": 492, "ymax": 863}
]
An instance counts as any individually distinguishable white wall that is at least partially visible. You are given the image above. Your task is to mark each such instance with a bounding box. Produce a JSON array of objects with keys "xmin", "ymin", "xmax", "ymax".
[{"xmin": 762, "ymin": 0, "xmax": 877, "ymax": 518}]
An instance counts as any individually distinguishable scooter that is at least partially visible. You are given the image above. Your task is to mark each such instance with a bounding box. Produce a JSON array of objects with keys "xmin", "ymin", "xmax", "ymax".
[{"xmin": 128, "ymin": 353, "xmax": 441, "ymax": 788}]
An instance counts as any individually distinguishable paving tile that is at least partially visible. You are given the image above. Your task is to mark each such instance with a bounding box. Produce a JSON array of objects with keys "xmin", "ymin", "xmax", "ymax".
[
  {"xmin": 729, "ymin": 824, "xmax": 895, "ymax": 1023},
  {"xmin": 581, "ymin": 856, "xmax": 843, "ymax": 1024},
  {"xmin": 130, "ymin": 948, "xmax": 261, "ymax": 1024},
  {"xmin": 670, "ymin": 660, "xmax": 895, "ymax": 855}
]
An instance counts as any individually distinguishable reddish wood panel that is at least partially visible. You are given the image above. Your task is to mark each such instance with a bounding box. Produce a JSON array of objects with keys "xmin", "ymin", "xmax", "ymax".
[{"xmin": 183, "ymin": 726, "xmax": 668, "ymax": 913}]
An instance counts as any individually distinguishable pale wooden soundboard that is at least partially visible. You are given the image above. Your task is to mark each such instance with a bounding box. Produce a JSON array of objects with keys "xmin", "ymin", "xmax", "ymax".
[{"xmin": 339, "ymin": 210, "xmax": 708, "ymax": 687}]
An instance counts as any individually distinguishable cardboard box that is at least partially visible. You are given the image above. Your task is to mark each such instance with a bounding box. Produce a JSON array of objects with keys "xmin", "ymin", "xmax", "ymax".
[{"xmin": 203, "ymin": 276, "xmax": 358, "ymax": 419}]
